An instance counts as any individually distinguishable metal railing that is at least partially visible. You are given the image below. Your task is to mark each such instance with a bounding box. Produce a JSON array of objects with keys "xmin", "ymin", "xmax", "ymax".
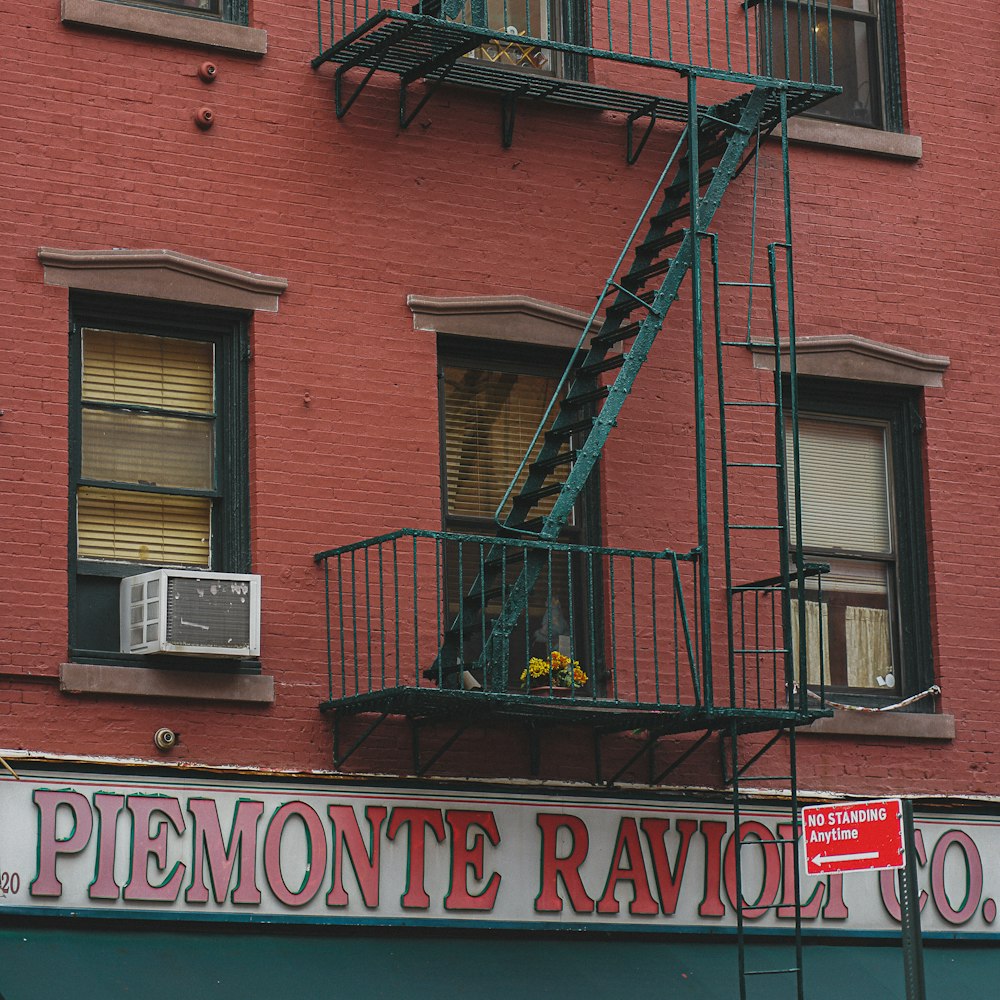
[
  {"xmin": 316, "ymin": 0, "xmax": 836, "ymax": 87},
  {"xmin": 315, "ymin": 529, "xmax": 704, "ymax": 710},
  {"xmin": 727, "ymin": 562, "xmax": 828, "ymax": 713}
]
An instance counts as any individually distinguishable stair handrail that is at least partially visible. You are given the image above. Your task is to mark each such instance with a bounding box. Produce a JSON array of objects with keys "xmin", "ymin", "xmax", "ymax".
[{"xmin": 492, "ymin": 123, "xmax": 691, "ymax": 534}]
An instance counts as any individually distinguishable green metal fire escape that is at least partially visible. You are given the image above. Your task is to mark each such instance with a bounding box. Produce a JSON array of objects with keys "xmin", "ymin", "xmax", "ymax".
[{"xmin": 313, "ymin": 4, "xmax": 841, "ymax": 997}]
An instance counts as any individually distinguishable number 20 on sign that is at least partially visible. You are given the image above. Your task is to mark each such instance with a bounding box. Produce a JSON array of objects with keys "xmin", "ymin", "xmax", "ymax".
[{"xmin": 802, "ymin": 798, "xmax": 905, "ymax": 876}]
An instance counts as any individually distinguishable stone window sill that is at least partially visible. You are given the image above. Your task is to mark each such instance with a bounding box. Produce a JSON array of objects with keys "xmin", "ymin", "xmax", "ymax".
[
  {"xmin": 61, "ymin": 0, "xmax": 267, "ymax": 55},
  {"xmin": 800, "ymin": 710, "xmax": 954, "ymax": 741},
  {"xmin": 783, "ymin": 118, "xmax": 922, "ymax": 161},
  {"xmin": 60, "ymin": 662, "xmax": 275, "ymax": 704}
]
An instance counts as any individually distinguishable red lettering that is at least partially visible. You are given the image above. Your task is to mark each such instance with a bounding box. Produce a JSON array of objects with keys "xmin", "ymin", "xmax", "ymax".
[
  {"xmin": 186, "ymin": 798, "xmax": 264, "ymax": 905},
  {"xmin": 880, "ymin": 828, "xmax": 927, "ymax": 921},
  {"xmin": 597, "ymin": 817, "xmax": 657, "ymax": 915},
  {"xmin": 263, "ymin": 802, "xmax": 328, "ymax": 907},
  {"xmin": 822, "ymin": 873, "xmax": 849, "ymax": 919},
  {"xmin": 89, "ymin": 793, "xmax": 125, "ymax": 901},
  {"xmin": 30, "ymin": 790, "xmax": 93, "ymax": 898},
  {"xmin": 698, "ymin": 820, "xmax": 728, "ymax": 918},
  {"xmin": 124, "ymin": 796, "xmax": 186, "ymax": 902},
  {"xmin": 386, "ymin": 807, "xmax": 446, "ymax": 909},
  {"xmin": 327, "ymin": 804, "xmax": 387, "ymax": 909},
  {"xmin": 641, "ymin": 817, "xmax": 696, "ymax": 916},
  {"xmin": 931, "ymin": 830, "xmax": 983, "ymax": 925},
  {"xmin": 724, "ymin": 821, "xmax": 781, "ymax": 920},
  {"xmin": 535, "ymin": 813, "xmax": 594, "ymax": 914},
  {"xmin": 444, "ymin": 810, "xmax": 501, "ymax": 912}
]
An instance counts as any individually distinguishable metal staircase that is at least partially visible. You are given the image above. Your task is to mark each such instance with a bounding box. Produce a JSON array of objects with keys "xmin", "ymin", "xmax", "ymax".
[{"xmin": 433, "ymin": 82, "xmax": 778, "ymax": 689}]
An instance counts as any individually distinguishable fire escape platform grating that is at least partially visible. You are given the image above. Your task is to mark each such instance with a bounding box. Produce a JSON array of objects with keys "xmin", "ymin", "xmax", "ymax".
[
  {"xmin": 314, "ymin": 11, "xmax": 837, "ymax": 125},
  {"xmin": 319, "ymin": 686, "xmax": 829, "ymax": 737}
]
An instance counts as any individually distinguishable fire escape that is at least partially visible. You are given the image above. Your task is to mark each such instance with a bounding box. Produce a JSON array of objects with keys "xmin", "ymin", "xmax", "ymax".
[{"xmin": 313, "ymin": 3, "xmax": 840, "ymax": 997}]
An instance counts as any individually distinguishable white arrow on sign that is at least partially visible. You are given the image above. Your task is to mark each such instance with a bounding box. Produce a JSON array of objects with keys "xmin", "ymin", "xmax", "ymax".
[{"xmin": 813, "ymin": 851, "xmax": 881, "ymax": 865}]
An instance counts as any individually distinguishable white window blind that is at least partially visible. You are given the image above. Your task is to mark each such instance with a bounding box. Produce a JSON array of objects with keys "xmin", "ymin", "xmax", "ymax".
[{"xmin": 786, "ymin": 417, "xmax": 891, "ymax": 555}]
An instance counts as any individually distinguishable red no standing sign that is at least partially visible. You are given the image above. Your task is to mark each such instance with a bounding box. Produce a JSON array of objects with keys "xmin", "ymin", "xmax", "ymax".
[{"xmin": 802, "ymin": 798, "xmax": 905, "ymax": 876}]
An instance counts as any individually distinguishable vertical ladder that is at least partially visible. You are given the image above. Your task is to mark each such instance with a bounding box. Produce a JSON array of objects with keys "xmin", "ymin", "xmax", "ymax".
[
  {"xmin": 431, "ymin": 81, "xmax": 778, "ymax": 687},
  {"xmin": 725, "ymin": 723, "xmax": 806, "ymax": 1000},
  {"xmin": 715, "ymin": 94, "xmax": 811, "ymax": 999}
]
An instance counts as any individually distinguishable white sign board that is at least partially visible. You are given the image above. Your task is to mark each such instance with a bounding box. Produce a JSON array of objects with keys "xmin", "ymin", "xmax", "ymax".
[{"xmin": 0, "ymin": 769, "xmax": 996, "ymax": 937}]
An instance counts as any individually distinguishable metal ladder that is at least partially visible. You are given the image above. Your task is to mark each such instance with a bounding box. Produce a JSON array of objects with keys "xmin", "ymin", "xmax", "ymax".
[
  {"xmin": 724, "ymin": 723, "xmax": 807, "ymax": 1000},
  {"xmin": 714, "ymin": 95, "xmax": 814, "ymax": 999}
]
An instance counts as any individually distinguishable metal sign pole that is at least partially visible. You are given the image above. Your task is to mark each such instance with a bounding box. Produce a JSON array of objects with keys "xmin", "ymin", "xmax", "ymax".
[{"xmin": 898, "ymin": 800, "xmax": 926, "ymax": 1000}]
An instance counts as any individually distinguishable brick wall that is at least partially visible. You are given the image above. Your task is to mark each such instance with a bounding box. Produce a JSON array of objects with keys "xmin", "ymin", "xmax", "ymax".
[{"xmin": 0, "ymin": 0, "xmax": 997, "ymax": 797}]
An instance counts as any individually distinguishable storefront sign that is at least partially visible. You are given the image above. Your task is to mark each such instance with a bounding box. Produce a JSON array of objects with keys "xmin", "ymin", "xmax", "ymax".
[{"xmin": 0, "ymin": 769, "xmax": 996, "ymax": 937}]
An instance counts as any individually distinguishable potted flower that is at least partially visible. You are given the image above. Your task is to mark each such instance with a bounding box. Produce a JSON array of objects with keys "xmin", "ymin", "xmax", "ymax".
[{"xmin": 520, "ymin": 650, "xmax": 588, "ymax": 695}]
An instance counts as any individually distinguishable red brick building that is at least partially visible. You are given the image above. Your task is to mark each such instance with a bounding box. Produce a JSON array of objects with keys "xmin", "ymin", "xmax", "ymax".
[{"xmin": 0, "ymin": 0, "xmax": 997, "ymax": 996}]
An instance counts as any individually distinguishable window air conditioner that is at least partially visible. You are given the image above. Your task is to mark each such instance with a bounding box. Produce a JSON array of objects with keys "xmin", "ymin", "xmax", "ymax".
[{"xmin": 121, "ymin": 570, "xmax": 261, "ymax": 658}]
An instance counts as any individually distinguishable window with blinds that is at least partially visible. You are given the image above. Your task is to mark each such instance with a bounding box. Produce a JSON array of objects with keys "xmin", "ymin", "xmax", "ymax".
[
  {"xmin": 438, "ymin": 349, "xmax": 596, "ymax": 683},
  {"xmin": 77, "ymin": 329, "xmax": 216, "ymax": 568},
  {"xmin": 442, "ymin": 365, "xmax": 564, "ymax": 524},
  {"xmin": 787, "ymin": 415, "xmax": 897, "ymax": 692}
]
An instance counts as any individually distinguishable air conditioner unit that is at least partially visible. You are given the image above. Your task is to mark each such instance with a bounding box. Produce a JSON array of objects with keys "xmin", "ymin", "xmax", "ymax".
[{"xmin": 121, "ymin": 570, "xmax": 261, "ymax": 658}]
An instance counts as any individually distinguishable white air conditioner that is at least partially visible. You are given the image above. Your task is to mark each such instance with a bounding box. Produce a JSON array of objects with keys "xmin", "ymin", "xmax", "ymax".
[{"xmin": 121, "ymin": 570, "xmax": 261, "ymax": 658}]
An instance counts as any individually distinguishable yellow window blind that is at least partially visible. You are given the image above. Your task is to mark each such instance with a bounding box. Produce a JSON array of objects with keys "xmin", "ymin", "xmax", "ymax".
[
  {"xmin": 443, "ymin": 367, "xmax": 561, "ymax": 521},
  {"xmin": 77, "ymin": 487, "xmax": 211, "ymax": 567},
  {"xmin": 81, "ymin": 410, "xmax": 214, "ymax": 490},
  {"xmin": 82, "ymin": 329, "xmax": 214, "ymax": 413},
  {"xmin": 78, "ymin": 329, "xmax": 215, "ymax": 567}
]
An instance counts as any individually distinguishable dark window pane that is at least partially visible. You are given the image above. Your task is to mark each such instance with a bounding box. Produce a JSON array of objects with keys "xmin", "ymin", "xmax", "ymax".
[
  {"xmin": 143, "ymin": 0, "xmax": 221, "ymax": 13},
  {"xmin": 768, "ymin": 5, "xmax": 880, "ymax": 127}
]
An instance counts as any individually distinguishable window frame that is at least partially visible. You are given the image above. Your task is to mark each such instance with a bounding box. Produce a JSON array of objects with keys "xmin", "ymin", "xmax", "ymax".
[
  {"xmin": 104, "ymin": 0, "xmax": 247, "ymax": 26},
  {"xmin": 68, "ymin": 291, "xmax": 251, "ymax": 669},
  {"xmin": 437, "ymin": 335, "xmax": 603, "ymax": 684},
  {"xmin": 437, "ymin": 334, "xmax": 599, "ymax": 540},
  {"xmin": 791, "ymin": 376, "xmax": 933, "ymax": 709}
]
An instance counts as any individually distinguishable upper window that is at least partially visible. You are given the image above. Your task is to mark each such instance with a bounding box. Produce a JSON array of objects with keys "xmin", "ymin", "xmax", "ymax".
[
  {"xmin": 60, "ymin": 0, "xmax": 265, "ymax": 55},
  {"xmin": 122, "ymin": 0, "xmax": 243, "ymax": 22},
  {"xmin": 768, "ymin": 0, "xmax": 902, "ymax": 131},
  {"xmin": 416, "ymin": 0, "xmax": 587, "ymax": 78},
  {"xmin": 788, "ymin": 380, "xmax": 932, "ymax": 706},
  {"xmin": 69, "ymin": 293, "xmax": 250, "ymax": 662}
]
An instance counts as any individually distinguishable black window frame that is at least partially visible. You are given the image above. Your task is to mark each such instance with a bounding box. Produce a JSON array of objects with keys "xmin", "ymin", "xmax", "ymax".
[
  {"xmin": 68, "ymin": 291, "xmax": 252, "ymax": 670},
  {"xmin": 791, "ymin": 376, "xmax": 933, "ymax": 709}
]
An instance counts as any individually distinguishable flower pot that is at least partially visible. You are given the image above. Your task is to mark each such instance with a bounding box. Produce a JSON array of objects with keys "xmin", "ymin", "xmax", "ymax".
[{"xmin": 528, "ymin": 684, "xmax": 578, "ymax": 698}]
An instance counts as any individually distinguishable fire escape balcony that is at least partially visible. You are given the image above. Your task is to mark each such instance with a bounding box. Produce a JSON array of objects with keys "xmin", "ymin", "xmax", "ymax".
[
  {"xmin": 313, "ymin": 0, "xmax": 841, "ymax": 155},
  {"xmin": 314, "ymin": 530, "xmax": 829, "ymax": 766}
]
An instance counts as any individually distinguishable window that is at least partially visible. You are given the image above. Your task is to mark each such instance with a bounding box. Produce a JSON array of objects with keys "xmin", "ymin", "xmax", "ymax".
[
  {"xmin": 439, "ymin": 337, "xmax": 598, "ymax": 676},
  {"xmin": 767, "ymin": 0, "xmax": 902, "ymax": 131},
  {"xmin": 788, "ymin": 379, "xmax": 932, "ymax": 706},
  {"xmin": 60, "ymin": 0, "xmax": 265, "ymax": 56},
  {"xmin": 69, "ymin": 293, "xmax": 250, "ymax": 664},
  {"xmin": 115, "ymin": 0, "xmax": 245, "ymax": 24},
  {"xmin": 415, "ymin": 0, "xmax": 587, "ymax": 77}
]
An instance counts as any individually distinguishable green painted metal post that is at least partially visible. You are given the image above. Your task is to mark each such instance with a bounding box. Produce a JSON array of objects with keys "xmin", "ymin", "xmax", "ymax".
[
  {"xmin": 899, "ymin": 800, "xmax": 927, "ymax": 1000},
  {"xmin": 687, "ymin": 73, "xmax": 713, "ymax": 708}
]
